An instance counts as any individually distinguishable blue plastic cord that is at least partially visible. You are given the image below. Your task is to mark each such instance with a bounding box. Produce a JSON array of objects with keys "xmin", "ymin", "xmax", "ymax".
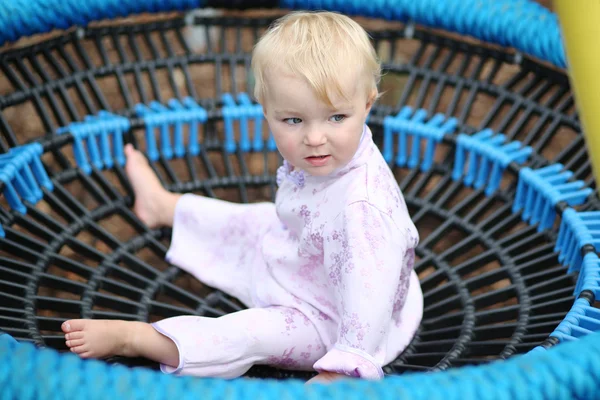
[
  {"xmin": 220, "ymin": 93, "xmax": 275, "ymax": 154},
  {"xmin": 221, "ymin": 93, "xmax": 240, "ymax": 153},
  {"xmin": 513, "ymin": 164, "xmax": 593, "ymax": 232},
  {"xmin": 3, "ymin": 329, "xmax": 600, "ymax": 400},
  {"xmin": 382, "ymin": 106, "xmax": 457, "ymax": 171},
  {"xmin": 0, "ymin": 330, "xmax": 17, "ymax": 343},
  {"xmin": 551, "ymin": 296, "xmax": 600, "ymax": 344},
  {"xmin": 555, "ymin": 209, "xmax": 600, "ymax": 275},
  {"xmin": 57, "ymin": 112, "xmax": 130, "ymax": 174},
  {"xmin": 575, "ymin": 252, "xmax": 600, "ymax": 298},
  {"xmin": 544, "ymin": 252, "xmax": 600, "ymax": 345},
  {"xmin": 279, "ymin": 0, "xmax": 565, "ymax": 68},
  {"xmin": 134, "ymin": 97, "xmax": 207, "ymax": 162},
  {"xmin": 0, "ymin": 1, "xmax": 565, "ymax": 68},
  {"xmin": 0, "ymin": 0, "xmax": 205, "ymax": 45},
  {"xmin": 452, "ymin": 129, "xmax": 532, "ymax": 196},
  {"xmin": 0, "ymin": 143, "xmax": 53, "ymax": 215}
]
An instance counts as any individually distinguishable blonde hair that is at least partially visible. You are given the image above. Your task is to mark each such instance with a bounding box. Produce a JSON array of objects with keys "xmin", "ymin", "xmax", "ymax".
[{"xmin": 251, "ymin": 11, "xmax": 381, "ymax": 107}]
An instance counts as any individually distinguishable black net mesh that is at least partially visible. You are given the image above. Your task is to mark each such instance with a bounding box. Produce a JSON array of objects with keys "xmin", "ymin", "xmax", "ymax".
[{"xmin": 0, "ymin": 13, "xmax": 595, "ymax": 379}]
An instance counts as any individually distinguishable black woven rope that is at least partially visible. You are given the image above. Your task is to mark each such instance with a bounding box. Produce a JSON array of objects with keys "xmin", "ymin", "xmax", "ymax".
[{"xmin": 0, "ymin": 14, "xmax": 594, "ymax": 380}]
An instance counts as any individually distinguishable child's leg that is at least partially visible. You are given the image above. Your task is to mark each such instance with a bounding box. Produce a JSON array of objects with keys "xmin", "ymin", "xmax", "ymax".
[
  {"xmin": 149, "ymin": 307, "xmax": 328, "ymax": 378},
  {"xmin": 64, "ymin": 307, "xmax": 327, "ymax": 378},
  {"xmin": 62, "ymin": 319, "xmax": 179, "ymax": 368},
  {"xmin": 124, "ymin": 144, "xmax": 181, "ymax": 228}
]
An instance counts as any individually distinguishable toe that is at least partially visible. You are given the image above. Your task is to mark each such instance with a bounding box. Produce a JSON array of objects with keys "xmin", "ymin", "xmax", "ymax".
[
  {"xmin": 61, "ymin": 321, "xmax": 72, "ymax": 333},
  {"xmin": 65, "ymin": 331, "xmax": 84, "ymax": 341},
  {"xmin": 66, "ymin": 339, "xmax": 85, "ymax": 348},
  {"xmin": 70, "ymin": 345, "xmax": 88, "ymax": 355},
  {"xmin": 63, "ymin": 319, "xmax": 87, "ymax": 333}
]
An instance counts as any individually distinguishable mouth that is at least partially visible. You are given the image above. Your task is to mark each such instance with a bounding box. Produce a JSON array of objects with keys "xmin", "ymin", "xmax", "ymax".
[{"xmin": 305, "ymin": 155, "xmax": 331, "ymax": 167}]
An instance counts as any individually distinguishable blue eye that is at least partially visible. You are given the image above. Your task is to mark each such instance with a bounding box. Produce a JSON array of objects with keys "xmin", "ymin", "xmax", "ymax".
[
  {"xmin": 284, "ymin": 117, "xmax": 302, "ymax": 125},
  {"xmin": 330, "ymin": 114, "xmax": 346, "ymax": 122}
]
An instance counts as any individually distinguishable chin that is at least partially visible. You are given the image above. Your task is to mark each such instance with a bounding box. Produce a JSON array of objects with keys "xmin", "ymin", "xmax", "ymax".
[{"xmin": 304, "ymin": 166, "xmax": 335, "ymax": 177}]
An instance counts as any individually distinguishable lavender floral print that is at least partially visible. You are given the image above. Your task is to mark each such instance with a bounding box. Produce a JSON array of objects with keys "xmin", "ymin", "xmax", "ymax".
[{"xmin": 152, "ymin": 125, "xmax": 423, "ymax": 380}]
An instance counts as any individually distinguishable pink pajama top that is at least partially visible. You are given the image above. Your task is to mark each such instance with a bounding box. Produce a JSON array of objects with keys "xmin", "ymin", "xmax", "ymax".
[{"xmin": 162, "ymin": 125, "xmax": 423, "ymax": 379}]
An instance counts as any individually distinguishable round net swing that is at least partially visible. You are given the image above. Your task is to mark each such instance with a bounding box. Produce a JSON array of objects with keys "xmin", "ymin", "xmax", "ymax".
[{"xmin": 2, "ymin": 0, "xmax": 600, "ymax": 398}]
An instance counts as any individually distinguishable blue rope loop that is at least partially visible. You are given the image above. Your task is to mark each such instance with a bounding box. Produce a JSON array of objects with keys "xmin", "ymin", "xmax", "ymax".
[
  {"xmin": 0, "ymin": 143, "xmax": 53, "ymax": 216},
  {"xmin": 3, "ymin": 328, "xmax": 600, "ymax": 399},
  {"xmin": 452, "ymin": 129, "xmax": 532, "ymax": 196},
  {"xmin": 551, "ymin": 296, "xmax": 600, "ymax": 344},
  {"xmin": 221, "ymin": 93, "xmax": 274, "ymax": 154},
  {"xmin": 550, "ymin": 253, "xmax": 600, "ymax": 346},
  {"xmin": 135, "ymin": 97, "xmax": 207, "ymax": 162},
  {"xmin": 0, "ymin": 0, "xmax": 206, "ymax": 45},
  {"xmin": 279, "ymin": 0, "xmax": 565, "ymax": 68},
  {"xmin": 57, "ymin": 112, "xmax": 131, "ymax": 174},
  {"xmin": 513, "ymin": 164, "xmax": 593, "ymax": 232},
  {"xmin": 0, "ymin": 1, "xmax": 566, "ymax": 68},
  {"xmin": 575, "ymin": 252, "xmax": 600, "ymax": 298},
  {"xmin": 382, "ymin": 106, "xmax": 457, "ymax": 171},
  {"xmin": 555, "ymin": 209, "xmax": 600, "ymax": 274},
  {"xmin": 0, "ymin": 329, "xmax": 17, "ymax": 343}
]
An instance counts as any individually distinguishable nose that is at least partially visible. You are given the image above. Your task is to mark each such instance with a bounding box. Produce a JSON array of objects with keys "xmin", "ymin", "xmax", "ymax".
[{"xmin": 303, "ymin": 125, "xmax": 327, "ymax": 147}]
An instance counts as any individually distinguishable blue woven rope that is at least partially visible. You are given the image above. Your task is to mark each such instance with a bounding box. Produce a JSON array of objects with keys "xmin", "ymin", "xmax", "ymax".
[
  {"xmin": 555, "ymin": 209, "xmax": 600, "ymax": 275},
  {"xmin": 551, "ymin": 297, "xmax": 600, "ymax": 344},
  {"xmin": 513, "ymin": 165, "xmax": 593, "ymax": 232},
  {"xmin": 221, "ymin": 93, "xmax": 275, "ymax": 154},
  {"xmin": 280, "ymin": 0, "xmax": 565, "ymax": 67},
  {"xmin": 135, "ymin": 97, "xmax": 207, "ymax": 162},
  {"xmin": 0, "ymin": 0, "xmax": 204, "ymax": 44},
  {"xmin": 2, "ymin": 330, "xmax": 600, "ymax": 399},
  {"xmin": 452, "ymin": 129, "xmax": 532, "ymax": 196},
  {"xmin": 58, "ymin": 111, "xmax": 130, "ymax": 174},
  {"xmin": 382, "ymin": 106, "xmax": 458, "ymax": 171},
  {"xmin": 0, "ymin": 143, "xmax": 53, "ymax": 215},
  {"xmin": 575, "ymin": 252, "xmax": 600, "ymax": 298},
  {"xmin": 0, "ymin": 0, "xmax": 565, "ymax": 68}
]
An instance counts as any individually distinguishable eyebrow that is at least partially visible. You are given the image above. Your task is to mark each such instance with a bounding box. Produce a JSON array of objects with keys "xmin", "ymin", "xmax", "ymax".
[
  {"xmin": 273, "ymin": 109, "xmax": 300, "ymax": 115},
  {"xmin": 273, "ymin": 106, "xmax": 354, "ymax": 115}
]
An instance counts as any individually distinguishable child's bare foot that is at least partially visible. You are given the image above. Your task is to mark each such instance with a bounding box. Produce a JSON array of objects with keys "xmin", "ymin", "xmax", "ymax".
[
  {"xmin": 63, "ymin": 319, "xmax": 180, "ymax": 367},
  {"xmin": 62, "ymin": 319, "xmax": 140, "ymax": 359},
  {"xmin": 124, "ymin": 144, "xmax": 180, "ymax": 228}
]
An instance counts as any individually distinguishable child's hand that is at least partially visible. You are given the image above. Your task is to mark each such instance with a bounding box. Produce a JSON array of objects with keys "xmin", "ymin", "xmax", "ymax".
[{"xmin": 306, "ymin": 371, "xmax": 348, "ymax": 385}]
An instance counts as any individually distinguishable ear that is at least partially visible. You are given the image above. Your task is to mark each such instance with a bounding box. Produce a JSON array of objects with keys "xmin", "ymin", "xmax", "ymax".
[{"xmin": 365, "ymin": 89, "xmax": 377, "ymax": 115}]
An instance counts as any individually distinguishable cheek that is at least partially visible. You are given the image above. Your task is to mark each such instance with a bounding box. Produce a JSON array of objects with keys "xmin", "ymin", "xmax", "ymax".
[
  {"xmin": 337, "ymin": 128, "xmax": 362, "ymax": 158},
  {"xmin": 344, "ymin": 140, "xmax": 360, "ymax": 159},
  {"xmin": 271, "ymin": 129, "xmax": 299, "ymax": 159},
  {"xmin": 282, "ymin": 138, "xmax": 300, "ymax": 159}
]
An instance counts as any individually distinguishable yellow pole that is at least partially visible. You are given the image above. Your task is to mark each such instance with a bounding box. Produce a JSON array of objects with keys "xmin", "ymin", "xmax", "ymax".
[{"xmin": 554, "ymin": 0, "xmax": 600, "ymax": 190}]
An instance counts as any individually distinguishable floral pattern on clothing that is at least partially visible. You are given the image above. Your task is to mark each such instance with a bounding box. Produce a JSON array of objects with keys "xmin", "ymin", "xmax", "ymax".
[
  {"xmin": 267, "ymin": 347, "xmax": 299, "ymax": 369},
  {"xmin": 163, "ymin": 125, "xmax": 422, "ymax": 380}
]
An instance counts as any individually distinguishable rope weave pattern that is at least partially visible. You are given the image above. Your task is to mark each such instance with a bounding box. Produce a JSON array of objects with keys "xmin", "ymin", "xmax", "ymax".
[
  {"xmin": 2, "ymin": 332, "xmax": 600, "ymax": 399},
  {"xmin": 0, "ymin": 0, "xmax": 565, "ymax": 67},
  {"xmin": 0, "ymin": 1, "xmax": 594, "ymax": 399}
]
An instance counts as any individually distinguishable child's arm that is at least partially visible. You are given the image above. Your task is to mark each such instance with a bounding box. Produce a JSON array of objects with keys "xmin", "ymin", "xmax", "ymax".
[{"xmin": 313, "ymin": 201, "xmax": 412, "ymax": 380}]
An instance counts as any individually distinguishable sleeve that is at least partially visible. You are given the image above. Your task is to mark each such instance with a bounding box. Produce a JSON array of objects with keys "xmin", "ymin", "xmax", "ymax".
[{"xmin": 312, "ymin": 201, "xmax": 409, "ymax": 380}]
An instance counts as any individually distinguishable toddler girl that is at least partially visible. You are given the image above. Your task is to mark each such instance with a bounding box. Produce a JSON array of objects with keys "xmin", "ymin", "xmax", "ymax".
[{"xmin": 62, "ymin": 11, "xmax": 423, "ymax": 383}]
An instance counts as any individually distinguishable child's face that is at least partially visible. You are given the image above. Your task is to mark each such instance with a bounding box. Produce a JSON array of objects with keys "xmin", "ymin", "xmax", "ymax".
[{"xmin": 262, "ymin": 70, "xmax": 374, "ymax": 176}]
